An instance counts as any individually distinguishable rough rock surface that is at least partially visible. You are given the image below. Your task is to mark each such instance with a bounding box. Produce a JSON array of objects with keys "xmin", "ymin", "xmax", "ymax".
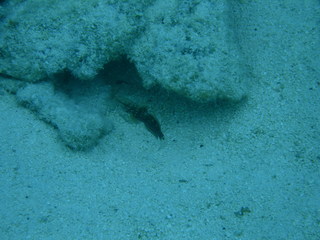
[
  {"xmin": 0, "ymin": 0, "xmax": 247, "ymax": 102},
  {"xmin": 16, "ymin": 80, "xmax": 113, "ymax": 150}
]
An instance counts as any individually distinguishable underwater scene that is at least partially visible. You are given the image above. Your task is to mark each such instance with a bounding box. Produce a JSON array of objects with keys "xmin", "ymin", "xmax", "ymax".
[{"xmin": 0, "ymin": 0, "xmax": 319, "ymax": 239}]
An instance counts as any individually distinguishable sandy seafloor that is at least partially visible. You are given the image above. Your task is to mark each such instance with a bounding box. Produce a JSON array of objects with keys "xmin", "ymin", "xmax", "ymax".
[{"xmin": 0, "ymin": 1, "xmax": 320, "ymax": 240}]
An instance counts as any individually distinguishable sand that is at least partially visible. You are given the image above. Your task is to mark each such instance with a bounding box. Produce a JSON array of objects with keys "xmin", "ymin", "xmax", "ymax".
[{"xmin": 0, "ymin": 1, "xmax": 319, "ymax": 239}]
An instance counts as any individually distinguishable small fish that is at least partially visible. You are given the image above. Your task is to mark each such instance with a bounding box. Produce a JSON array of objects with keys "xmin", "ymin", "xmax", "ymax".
[{"xmin": 118, "ymin": 98, "xmax": 164, "ymax": 140}]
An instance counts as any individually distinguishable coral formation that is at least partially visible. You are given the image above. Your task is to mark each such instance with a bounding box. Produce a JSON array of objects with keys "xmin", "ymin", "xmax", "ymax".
[
  {"xmin": 130, "ymin": 1, "xmax": 247, "ymax": 102},
  {"xmin": 0, "ymin": 0, "xmax": 248, "ymax": 102},
  {"xmin": 16, "ymin": 81, "xmax": 112, "ymax": 150}
]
